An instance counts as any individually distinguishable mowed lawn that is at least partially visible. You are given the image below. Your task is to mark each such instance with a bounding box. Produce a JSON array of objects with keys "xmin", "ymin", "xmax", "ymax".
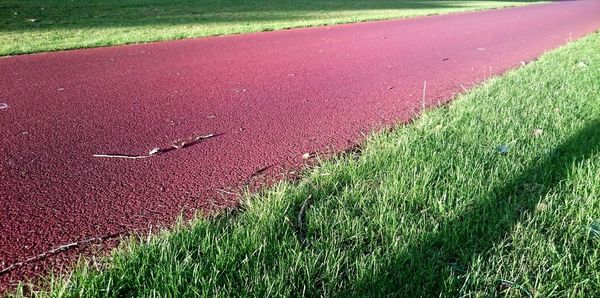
[
  {"xmin": 12, "ymin": 31, "xmax": 600, "ymax": 297},
  {"xmin": 0, "ymin": 0, "xmax": 543, "ymax": 56}
]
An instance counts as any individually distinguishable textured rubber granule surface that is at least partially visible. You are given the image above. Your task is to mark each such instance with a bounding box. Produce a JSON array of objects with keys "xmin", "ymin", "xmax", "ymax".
[{"xmin": 1, "ymin": 0, "xmax": 600, "ymax": 289}]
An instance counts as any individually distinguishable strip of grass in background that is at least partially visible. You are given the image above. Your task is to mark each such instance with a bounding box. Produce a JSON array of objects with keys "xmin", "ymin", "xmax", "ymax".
[
  {"xmin": 11, "ymin": 31, "xmax": 600, "ymax": 297},
  {"xmin": 0, "ymin": 0, "xmax": 543, "ymax": 56}
]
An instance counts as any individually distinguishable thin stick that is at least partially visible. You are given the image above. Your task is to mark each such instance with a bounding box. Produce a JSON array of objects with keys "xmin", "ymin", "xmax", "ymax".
[
  {"xmin": 0, "ymin": 232, "xmax": 123, "ymax": 276},
  {"xmin": 93, "ymin": 134, "xmax": 215, "ymax": 159},
  {"xmin": 92, "ymin": 154, "xmax": 151, "ymax": 159},
  {"xmin": 249, "ymin": 164, "xmax": 273, "ymax": 178}
]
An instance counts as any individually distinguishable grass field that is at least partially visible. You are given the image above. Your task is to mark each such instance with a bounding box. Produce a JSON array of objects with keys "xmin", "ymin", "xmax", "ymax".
[
  {"xmin": 11, "ymin": 31, "xmax": 600, "ymax": 297},
  {"xmin": 0, "ymin": 0, "xmax": 543, "ymax": 56}
]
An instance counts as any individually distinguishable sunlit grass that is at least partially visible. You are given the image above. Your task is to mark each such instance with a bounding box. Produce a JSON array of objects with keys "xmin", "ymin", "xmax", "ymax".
[
  {"xmin": 0, "ymin": 0, "xmax": 543, "ymax": 56},
  {"xmin": 11, "ymin": 30, "xmax": 600, "ymax": 297}
]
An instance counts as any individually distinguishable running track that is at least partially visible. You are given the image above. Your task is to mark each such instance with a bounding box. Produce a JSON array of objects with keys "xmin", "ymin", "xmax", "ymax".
[{"xmin": 2, "ymin": 0, "xmax": 600, "ymax": 289}]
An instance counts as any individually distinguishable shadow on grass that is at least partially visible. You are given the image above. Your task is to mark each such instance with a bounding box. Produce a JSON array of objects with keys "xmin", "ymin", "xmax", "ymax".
[
  {"xmin": 343, "ymin": 119, "xmax": 600, "ymax": 295},
  {"xmin": 0, "ymin": 0, "xmax": 542, "ymax": 32}
]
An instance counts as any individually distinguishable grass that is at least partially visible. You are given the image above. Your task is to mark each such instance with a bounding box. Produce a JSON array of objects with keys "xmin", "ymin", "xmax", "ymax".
[
  {"xmin": 11, "ymin": 30, "xmax": 600, "ymax": 297},
  {"xmin": 0, "ymin": 0, "xmax": 544, "ymax": 56}
]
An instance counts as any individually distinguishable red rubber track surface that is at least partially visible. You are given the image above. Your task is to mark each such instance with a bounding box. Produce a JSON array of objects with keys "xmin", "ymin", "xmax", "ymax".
[{"xmin": 2, "ymin": 0, "xmax": 600, "ymax": 289}]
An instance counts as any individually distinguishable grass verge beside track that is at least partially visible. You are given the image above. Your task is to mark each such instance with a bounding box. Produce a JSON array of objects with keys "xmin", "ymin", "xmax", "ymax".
[
  {"xmin": 0, "ymin": 0, "xmax": 542, "ymax": 56},
  {"xmin": 13, "ymin": 32, "xmax": 600, "ymax": 297}
]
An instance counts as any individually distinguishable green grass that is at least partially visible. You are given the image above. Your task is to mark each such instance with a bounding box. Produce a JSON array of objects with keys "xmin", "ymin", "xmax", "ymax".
[
  {"xmin": 0, "ymin": 0, "xmax": 543, "ymax": 56},
  {"xmin": 12, "ymin": 31, "xmax": 600, "ymax": 297}
]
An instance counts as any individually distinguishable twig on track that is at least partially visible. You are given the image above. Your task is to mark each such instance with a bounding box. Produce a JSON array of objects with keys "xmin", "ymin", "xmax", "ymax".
[
  {"xmin": 92, "ymin": 153, "xmax": 154, "ymax": 159},
  {"xmin": 93, "ymin": 133, "xmax": 217, "ymax": 159},
  {"xmin": 0, "ymin": 231, "xmax": 125, "ymax": 276},
  {"xmin": 249, "ymin": 164, "xmax": 273, "ymax": 179}
]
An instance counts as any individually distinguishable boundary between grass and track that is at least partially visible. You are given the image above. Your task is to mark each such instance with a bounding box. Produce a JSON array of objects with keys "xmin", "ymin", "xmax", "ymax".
[{"xmin": 0, "ymin": 0, "xmax": 545, "ymax": 57}]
